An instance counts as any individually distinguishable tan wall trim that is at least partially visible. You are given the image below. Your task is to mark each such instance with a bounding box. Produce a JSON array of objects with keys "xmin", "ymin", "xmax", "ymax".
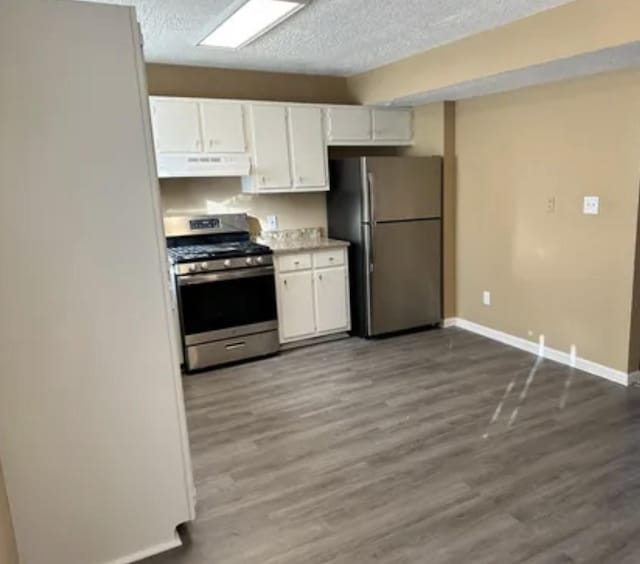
[{"xmin": 443, "ymin": 101, "xmax": 456, "ymax": 319}]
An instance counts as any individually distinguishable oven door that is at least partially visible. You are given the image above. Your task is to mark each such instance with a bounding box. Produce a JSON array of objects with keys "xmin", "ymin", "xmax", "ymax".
[{"xmin": 177, "ymin": 266, "xmax": 278, "ymax": 345}]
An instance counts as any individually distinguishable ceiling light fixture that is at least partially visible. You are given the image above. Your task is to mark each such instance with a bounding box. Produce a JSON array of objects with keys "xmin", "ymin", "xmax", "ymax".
[{"xmin": 199, "ymin": 0, "xmax": 308, "ymax": 49}]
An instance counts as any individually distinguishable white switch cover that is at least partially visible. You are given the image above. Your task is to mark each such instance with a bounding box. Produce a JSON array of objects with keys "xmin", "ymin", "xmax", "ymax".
[
  {"xmin": 483, "ymin": 291, "xmax": 491, "ymax": 306},
  {"xmin": 583, "ymin": 196, "xmax": 600, "ymax": 215},
  {"xmin": 266, "ymin": 215, "xmax": 278, "ymax": 230}
]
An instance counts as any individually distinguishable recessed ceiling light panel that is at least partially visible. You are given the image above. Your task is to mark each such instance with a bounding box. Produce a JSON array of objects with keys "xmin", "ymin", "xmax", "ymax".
[{"xmin": 199, "ymin": 0, "xmax": 308, "ymax": 49}]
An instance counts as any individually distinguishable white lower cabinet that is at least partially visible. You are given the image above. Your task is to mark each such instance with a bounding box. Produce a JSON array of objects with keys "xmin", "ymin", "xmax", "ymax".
[
  {"xmin": 277, "ymin": 270, "xmax": 316, "ymax": 341},
  {"xmin": 275, "ymin": 248, "xmax": 351, "ymax": 344},
  {"xmin": 314, "ymin": 267, "xmax": 349, "ymax": 334}
]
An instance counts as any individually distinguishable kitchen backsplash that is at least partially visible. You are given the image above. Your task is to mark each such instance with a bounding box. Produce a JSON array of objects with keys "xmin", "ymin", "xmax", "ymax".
[{"xmin": 159, "ymin": 177, "xmax": 328, "ymax": 234}]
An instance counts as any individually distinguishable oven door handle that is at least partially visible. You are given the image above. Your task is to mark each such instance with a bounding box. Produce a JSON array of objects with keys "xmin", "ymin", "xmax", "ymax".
[{"xmin": 178, "ymin": 265, "xmax": 275, "ymax": 286}]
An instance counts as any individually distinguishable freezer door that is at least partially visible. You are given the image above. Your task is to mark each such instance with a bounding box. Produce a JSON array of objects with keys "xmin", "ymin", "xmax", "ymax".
[
  {"xmin": 365, "ymin": 219, "xmax": 442, "ymax": 336},
  {"xmin": 365, "ymin": 156, "xmax": 442, "ymax": 222}
]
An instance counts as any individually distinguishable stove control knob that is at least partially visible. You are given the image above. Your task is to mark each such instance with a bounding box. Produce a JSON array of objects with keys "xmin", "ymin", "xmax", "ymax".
[
  {"xmin": 256, "ymin": 256, "xmax": 264, "ymax": 264},
  {"xmin": 189, "ymin": 264, "xmax": 198, "ymax": 273},
  {"xmin": 223, "ymin": 259, "xmax": 232, "ymax": 268},
  {"xmin": 246, "ymin": 257, "xmax": 254, "ymax": 265},
  {"xmin": 200, "ymin": 262, "xmax": 208, "ymax": 271}
]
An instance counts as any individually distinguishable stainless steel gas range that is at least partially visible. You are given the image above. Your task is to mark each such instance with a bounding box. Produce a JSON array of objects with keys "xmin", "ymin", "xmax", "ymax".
[{"xmin": 164, "ymin": 213, "xmax": 279, "ymax": 372}]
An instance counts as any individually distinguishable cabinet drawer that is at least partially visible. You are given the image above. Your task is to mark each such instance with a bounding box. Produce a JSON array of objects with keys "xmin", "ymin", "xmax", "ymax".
[
  {"xmin": 277, "ymin": 253, "xmax": 312, "ymax": 272},
  {"xmin": 313, "ymin": 249, "xmax": 345, "ymax": 269}
]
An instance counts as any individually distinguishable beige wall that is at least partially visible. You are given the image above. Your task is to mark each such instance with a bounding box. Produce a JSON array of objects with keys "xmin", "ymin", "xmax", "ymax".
[
  {"xmin": 348, "ymin": 0, "xmax": 640, "ymax": 104},
  {"xmin": 455, "ymin": 69, "xmax": 640, "ymax": 372},
  {"xmin": 160, "ymin": 178, "xmax": 328, "ymax": 232},
  {"xmin": 0, "ymin": 463, "xmax": 18, "ymax": 564},
  {"xmin": 402, "ymin": 104, "xmax": 445, "ymax": 157}
]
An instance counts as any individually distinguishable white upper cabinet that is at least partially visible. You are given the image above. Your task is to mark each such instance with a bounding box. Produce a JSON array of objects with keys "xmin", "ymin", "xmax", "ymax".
[
  {"xmin": 243, "ymin": 104, "xmax": 329, "ymax": 193},
  {"xmin": 150, "ymin": 99, "xmax": 201, "ymax": 153},
  {"xmin": 326, "ymin": 107, "xmax": 372, "ymax": 143},
  {"xmin": 325, "ymin": 106, "xmax": 413, "ymax": 145},
  {"xmin": 200, "ymin": 101, "xmax": 246, "ymax": 153},
  {"xmin": 149, "ymin": 96, "xmax": 413, "ymax": 184},
  {"xmin": 372, "ymin": 109, "xmax": 413, "ymax": 142},
  {"xmin": 288, "ymin": 106, "xmax": 327, "ymax": 189},
  {"xmin": 247, "ymin": 104, "xmax": 292, "ymax": 190},
  {"xmin": 150, "ymin": 97, "xmax": 247, "ymax": 155}
]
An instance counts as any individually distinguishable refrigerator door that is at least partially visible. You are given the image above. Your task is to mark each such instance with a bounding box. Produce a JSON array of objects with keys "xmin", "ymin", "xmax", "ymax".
[
  {"xmin": 365, "ymin": 219, "xmax": 442, "ymax": 336},
  {"xmin": 365, "ymin": 156, "xmax": 442, "ymax": 222}
]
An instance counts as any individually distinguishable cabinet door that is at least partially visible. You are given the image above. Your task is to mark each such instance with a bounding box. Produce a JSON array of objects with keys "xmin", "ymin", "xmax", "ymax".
[
  {"xmin": 277, "ymin": 271, "xmax": 316, "ymax": 341},
  {"xmin": 314, "ymin": 267, "xmax": 349, "ymax": 334},
  {"xmin": 249, "ymin": 104, "xmax": 292, "ymax": 189},
  {"xmin": 372, "ymin": 109, "xmax": 412, "ymax": 142},
  {"xmin": 326, "ymin": 107, "xmax": 372, "ymax": 143},
  {"xmin": 288, "ymin": 106, "xmax": 327, "ymax": 189},
  {"xmin": 200, "ymin": 101, "xmax": 246, "ymax": 153},
  {"xmin": 150, "ymin": 98, "xmax": 202, "ymax": 153}
]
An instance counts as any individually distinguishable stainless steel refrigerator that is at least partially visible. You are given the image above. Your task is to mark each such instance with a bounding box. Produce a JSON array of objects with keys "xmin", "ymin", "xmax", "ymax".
[{"xmin": 327, "ymin": 156, "xmax": 442, "ymax": 337}]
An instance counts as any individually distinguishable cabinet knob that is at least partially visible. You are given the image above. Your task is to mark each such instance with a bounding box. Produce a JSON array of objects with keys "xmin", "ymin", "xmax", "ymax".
[
  {"xmin": 318, "ymin": 274, "xmax": 323, "ymax": 281},
  {"xmin": 283, "ymin": 279, "xmax": 288, "ymax": 287}
]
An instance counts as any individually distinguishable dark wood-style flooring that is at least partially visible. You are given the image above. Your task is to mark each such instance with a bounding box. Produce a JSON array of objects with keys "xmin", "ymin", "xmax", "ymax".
[{"xmin": 144, "ymin": 328, "xmax": 640, "ymax": 564}]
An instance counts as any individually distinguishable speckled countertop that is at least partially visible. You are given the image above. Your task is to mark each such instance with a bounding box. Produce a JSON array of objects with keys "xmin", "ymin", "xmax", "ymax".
[
  {"xmin": 260, "ymin": 237, "xmax": 350, "ymax": 254},
  {"xmin": 257, "ymin": 228, "xmax": 350, "ymax": 254}
]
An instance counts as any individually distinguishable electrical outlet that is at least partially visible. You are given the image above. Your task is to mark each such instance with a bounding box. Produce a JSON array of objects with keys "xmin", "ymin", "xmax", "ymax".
[
  {"xmin": 266, "ymin": 215, "xmax": 278, "ymax": 230},
  {"xmin": 546, "ymin": 196, "xmax": 556, "ymax": 214},
  {"xmin": 483, "ymin": 291, "xmax": 491, "ymax": 306},
  {"xmin": 583, "ymin": 196, "xmax": 600, "ymax": 215}
]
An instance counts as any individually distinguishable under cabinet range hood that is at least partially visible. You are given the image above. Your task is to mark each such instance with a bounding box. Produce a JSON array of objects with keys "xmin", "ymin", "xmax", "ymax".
[{"xmin": 156, "ymin": 153, "xmax": 251, "ymax": 178}]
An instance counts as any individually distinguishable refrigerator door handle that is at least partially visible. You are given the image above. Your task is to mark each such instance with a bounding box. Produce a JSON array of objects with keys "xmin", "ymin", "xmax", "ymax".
[
  {"xmin": 367, "ymin": 171, "xmax": 376, "ymax": 224},
  {"xmin": 365, "ymin": 172, "xmax": 376, "ymax": 273},
  {"xmin": 363, "ymin": 223, "xmax": 374, "ymax": 336},
  {"xmin": 360, "ymin": 158, "xmax": 371, "ymax": 222}
]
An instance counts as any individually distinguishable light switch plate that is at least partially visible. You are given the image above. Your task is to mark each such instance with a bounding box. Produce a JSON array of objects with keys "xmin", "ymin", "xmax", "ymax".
[
  {"xmin": 583, "ymin": 196, "xmax": 600, "ymax": 215},
  {"xmin": 483, "ymin": 291, "xmax": 491, "ymax": 306},
  {"xmin": 546, "ymin": 196, "xmax": 556, "ymax": 214},
  {"xmin": 266, "ymin": 215, "xmax": 278, "ymax": 230}
]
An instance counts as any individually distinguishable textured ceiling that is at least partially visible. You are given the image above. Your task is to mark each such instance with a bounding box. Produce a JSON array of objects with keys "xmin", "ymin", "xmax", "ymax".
[
  {"xmin": 85, "ymin": 0, "xmax": 575, "ymax": 76},
  {"xmin": 389, "ymin": 43, "xmax": 640, "ymax": 106}
]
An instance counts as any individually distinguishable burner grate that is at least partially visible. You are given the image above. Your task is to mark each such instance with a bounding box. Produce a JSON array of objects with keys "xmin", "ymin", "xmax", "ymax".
[{"xmin": 168, "ymin": 241, "xmax": 272, "ymax": 263}]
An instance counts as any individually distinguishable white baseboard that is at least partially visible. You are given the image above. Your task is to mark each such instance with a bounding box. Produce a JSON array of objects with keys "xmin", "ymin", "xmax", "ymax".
[
  {"xmin": 105, "ymin": 532, "xmax": 183, "ymax": 564},
  {"xmin": 445, "ymin": 318, "xmax": 631, "ymax": 387}
]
